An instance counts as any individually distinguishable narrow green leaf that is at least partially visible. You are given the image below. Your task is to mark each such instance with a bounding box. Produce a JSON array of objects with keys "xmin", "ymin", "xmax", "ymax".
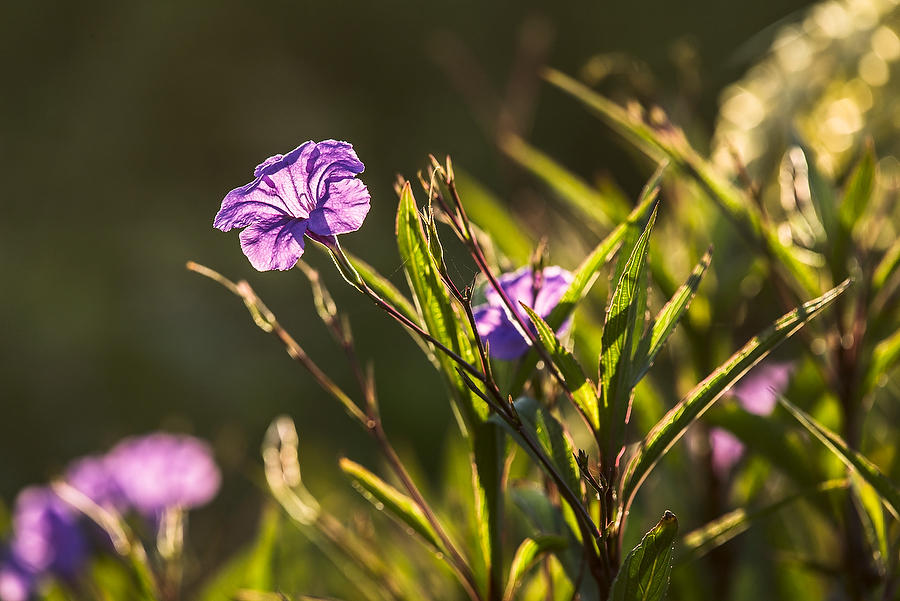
[
  {"xmin": 395, "ymin": 181, "xmax": 503, "ymax": 596},
  {"xmin": 198, "ymin": 506, "xmax": 281, "ymax": 601},
  {"xmin": 632, "ymin": 248, "xmax": 712, "ymax": 385},
  {"xmin": 873, "ymin": 237, "xmax": 900, "ymax": 293},
  {"xmin": 522, "ymin": 305, "xmax": 600, "ymax": 432},
  {"xmin": 839, "ymin": 144, "xmax": 876, "ymax": 231},
  {"xmin": 861, "ymin": 327, "xmax": 900, "ymax": 396},
  {"xmin": 501, "ymin": 134, "xmax": 624, "ymax": 229},
  {"xmin": 502, "ymin": 536, "xmax": 568, "ymax": 601},
  {"xmin": 779, "ymin": 397, "xmax": 900, "ymax": 520},
  {"xmin": 545, "ymin": 68, "xmax": 821, "ymax": 298},
  {"xmin": 509, "ymin": 169, "xmax": 661, "ymax": 395},
  {"xmin": 339, "ymin": 458, "xmax": 443, "ymax": 550},
  {"xmin": 602, "ymin": 206, "xmax": 658, "ymax": 457},
  {"xmin": 491, "ymin": 398, "xmax": 582, "ymax": 497},
  {"xmin": 850, "ymin": 472, "xmax": 889, "ymax": 564},
  {"xmin": 680, "ymin": 479, "xmax": 847, "ymax": 562},
  {"xmin": 622, "ymin": 280, "xmax": 850, "ymax": 510},
  {"xmin": 395, "ymin": 181, "xmax": 485, "ymax": 424},
  {"xmin": 609, "ymin": 511, "xmax": 678, "ymax": 601}
]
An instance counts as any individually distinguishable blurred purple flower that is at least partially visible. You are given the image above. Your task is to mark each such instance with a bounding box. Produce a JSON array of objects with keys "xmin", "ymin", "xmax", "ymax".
[
  {"xmin": 214, "ymin": 140, "xmax": 370, "ymax": 271},
  {"xmin": 709, "ymin": 428, "xmax": 745, "ymax": 479},
  {"xmin": 731, "ymin": 361, "xmax": 793, "ymax": 415},
  {"xmin": 473, "ymin": 266, "xmax": 573, "ymax": 360},
  {"xmin": 709, "ymin": 361, "xmax": 794, "ymax": 477},
  {"xmin": 0, "ymin": 556, "xmax": 34, "ymax": 601},
  {"xmin": 65, "ymin": 455, "xmax": 126, "ymax": 511},
  {"xmin": 105, "ymin": 433, "xmax": 221, "ymax": 516},
  {"xmin": 9, "ymin": 487, "xmax": 86, "ymax": 578}
]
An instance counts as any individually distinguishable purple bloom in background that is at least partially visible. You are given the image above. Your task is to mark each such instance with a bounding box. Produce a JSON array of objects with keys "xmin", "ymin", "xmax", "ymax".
[
  {"xmin": 105, "ymin": 433, "xmax": 221, "ymax": 516},
  {"xmin": 709, "ymin": 428, "xmax": 745, "ymax": 480},
  {"xmin": 0, "ymin": 556, "xmax": 34, "ymax": 601},
  {"xmin": 10, "ymin": 488, "xmax": 86, "ymax": 578},
  {"xmin": 473, "ymin": 266, "xmax": 573, "ymax": 360},
  {"xmin": 731, "ymin": 361, "xmax": 793, "ymax": 415},
  {"xmin": 214, "ymin": 140, "xmax": 371, "ymax": 271},
  {"xmin": 65, "ymin": 455, "xmax": 126, "ymax": 511},
  {"xmin": 709, "ymin": 361, "xmax": 794, "ymax": 477}
]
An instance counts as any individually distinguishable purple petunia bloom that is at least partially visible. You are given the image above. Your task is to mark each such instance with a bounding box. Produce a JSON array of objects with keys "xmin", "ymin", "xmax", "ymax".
[
  {"xmin": 104, "ymin": 433, "xmax": 221, "ymax": 516},
  {"xmin": 473, "ymin": 266, "xmax": 573, "ymax": 360},
  {"xmin": 9, "ymin": 487, "xmax": 87, "ymax": 578},
  {"xmin": 65, "ymin": 455, "xmax": 127, "ymax": 511},
  {"xmin": 709, "ymin": 361, "xmax": 794, "ymax": 477},
  {"xmin": 214, "ymin": 140, "xmax": 371, "ymax": 271},
  {"xmin": 0, "ymin": 556, "xmax": 34, "ymax": 601}
]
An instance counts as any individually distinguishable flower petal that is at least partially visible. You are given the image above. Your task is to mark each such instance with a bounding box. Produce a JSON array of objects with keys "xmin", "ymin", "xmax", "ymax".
[
  {"xmin": 473, "ymin": 305, "xmax": 530, "ymax": 360},
  {"xmin": 305, "ymin": 140, "xmax": 365, "ymax": 202},
  {"xmin": 307, "ymin": 177, "xmax": 371, "ymax": 236},
  {"xmin": 213, "ymin": 182, "xmax": 296, "ymax": 231},
  {"xmin": 484, "ymin": 266, "xmax": 535, "ymax": 309},
  {"xmin": 238, "ymin": 216, "xmax": 308, "ymax": 271},
  {"xmin": 533, "ymin": 266, "xmax": 574, "ymax": 318}
]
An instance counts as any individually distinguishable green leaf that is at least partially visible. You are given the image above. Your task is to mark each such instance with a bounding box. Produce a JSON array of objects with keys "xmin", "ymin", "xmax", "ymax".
[
  {"xmin": 632, "ymin": 247, "xmax": 712, "ymax": 386},
  {"xmin": 545, "ymin": 68, "xmax": 821, "ymax": 298},
  {"xmin": 621, "ymin": 280, "xmax": 849, "ymax": 511},
  {"xmin": 602, "ymin": 205, "xmax": 658, "ymax": 457},
  {"xmin": 839, "ymin": 143, "xmax": 876, "ymax": 231},
  {"xmin": 510, "ymin": 169, "xmax": 661, "ymax": 395},
  {"xmin": 501, "ymin": 134, "xmax": 626, "ymax": 229},
  {"xmin": 779, "ymin": 397, "xmax": 900, "ymax": 520},
  {"xmin": 680, "ymin": 479, "xmax": 847, "ymax": 562},
  {"xmin": 502, "ymin": 536, "xmax": 568, "ymax": 601},
  {"xmin": 850, "ymin": 472, "xmax": 889, "ymax": 565},
  {"xmin": 339, "ymin": 458, "xmax": 443, "ymax": 550},
  {"xmin": 609, "ymin": 511, "xmax": 678, "ymax": 601},
  {"xmin": 491, "ymin": 398, "xmax": 582, "ymax": 497},
  {"xmin": 873, "ymin": 237, "xmax": 900, "ymax": 293},
  {"xmin": 521, "ymin": 305, "xmax": 600, "ymax": 432},
  {"xmin": 198, "ymin": 505, "xmax": 281, "ymax": 601},
  {"xmin": 862, "ymin": 324, "xmax": 900, "ymax": 396}
]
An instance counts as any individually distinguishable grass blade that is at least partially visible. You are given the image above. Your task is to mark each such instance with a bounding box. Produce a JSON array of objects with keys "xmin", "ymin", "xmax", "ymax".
[
  {"xmin": 502, "ymin": 536, "xmax": 568, "ymax": 601},
  {"xmin": 680, "ymin": 479, "xmax": 848, "ymax": 562},
  {"xmin": 621, "ymin": 280, "xmax": 850, "ymax": 512},
  {"xmin": 522, "ymin": 305, "xmax": 600, "ymax": 432},
  {"xmin": 631, "ymin": 247, "xmax": 712, "ymax": 386},
  {"xmin": 779, "ymin": 397, "xmax": 900, "ymax": 520},
  {"xmin": 602, "ymin": 206, "xmax": 658, "ymax": 458},
  {"xmin": 339, "ymin": 458, "xmax": 443, "ymax": 550}
]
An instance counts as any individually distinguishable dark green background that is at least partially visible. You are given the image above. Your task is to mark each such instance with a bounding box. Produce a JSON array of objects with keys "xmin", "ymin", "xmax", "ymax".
[{"xmin": 1, "ymin": 0, "xmax": 810, "ymax": 518}]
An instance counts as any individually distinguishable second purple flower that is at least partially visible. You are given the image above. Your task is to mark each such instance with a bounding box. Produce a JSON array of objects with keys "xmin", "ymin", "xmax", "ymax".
[{"xmin": 473, "ymin": 266, "xmax": 573, "ymax": 360}]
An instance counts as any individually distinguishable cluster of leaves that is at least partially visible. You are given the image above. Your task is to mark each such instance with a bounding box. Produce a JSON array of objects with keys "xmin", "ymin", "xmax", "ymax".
[
  {"xmin": 175, "ymin": 58, "xmax": 900, "ymax": 600},
  {"xmin": 39, "ymin": 42, "xmax": 900, "ymax": 601}
]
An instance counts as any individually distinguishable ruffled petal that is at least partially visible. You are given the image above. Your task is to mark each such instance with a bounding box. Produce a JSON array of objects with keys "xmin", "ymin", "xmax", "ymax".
[
  {"xmin": 307, "ymin": 177, "xmax": 371, "ymax": 236},
  {"xmin": 484, "ymin": 266, "xmax": 535, "ymax": 309},
  {"xmin": 305, "ymin": 140, "xmax": 365, "ymax": 202},
  {"xmin": 238, "ymin": 216, "xmax": 308, "ymax": 271},
  {"xmin": 213, "ymin": 182, "xmax": 295, "ymax": 231}
]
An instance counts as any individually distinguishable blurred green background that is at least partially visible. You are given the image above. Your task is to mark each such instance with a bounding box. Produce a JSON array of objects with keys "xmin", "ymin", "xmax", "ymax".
[{"xmin": 0, "ymin": 0, "xmax": 814, "ymax": 559}]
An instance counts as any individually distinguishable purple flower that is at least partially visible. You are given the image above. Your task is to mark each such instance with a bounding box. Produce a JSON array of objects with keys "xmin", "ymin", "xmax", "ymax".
[
  {"xmin": 709, "ymin": 428, "xmax": 745, "ymax": 479},
  {"xmin": 0, "ymin": 556, "xmax": 34, "ymax": 601},
  {"xmin": 473, "ymin": 266, "xmax": 573, "ymax": 360},
  {"xmin": 65, "ymin": 455, "xmax": 126, "ymax": 511},
  {"xmin": 104, "ymin": 433, "xmax": 221, "ymax": 516},
  {"xmin": 709, "ymin": 361, "xmax": 794, "ymax": 477},
  {"xmin": 9, "ymin": 487, "xmax": 86, "ymax": 578},
  {"xmin": 214, "ymin": 140, "xmax": 371, "ymax": 271},
  {"xmin": 730, "ymin": 361, "xmax": 793, "ymax": 415}
]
